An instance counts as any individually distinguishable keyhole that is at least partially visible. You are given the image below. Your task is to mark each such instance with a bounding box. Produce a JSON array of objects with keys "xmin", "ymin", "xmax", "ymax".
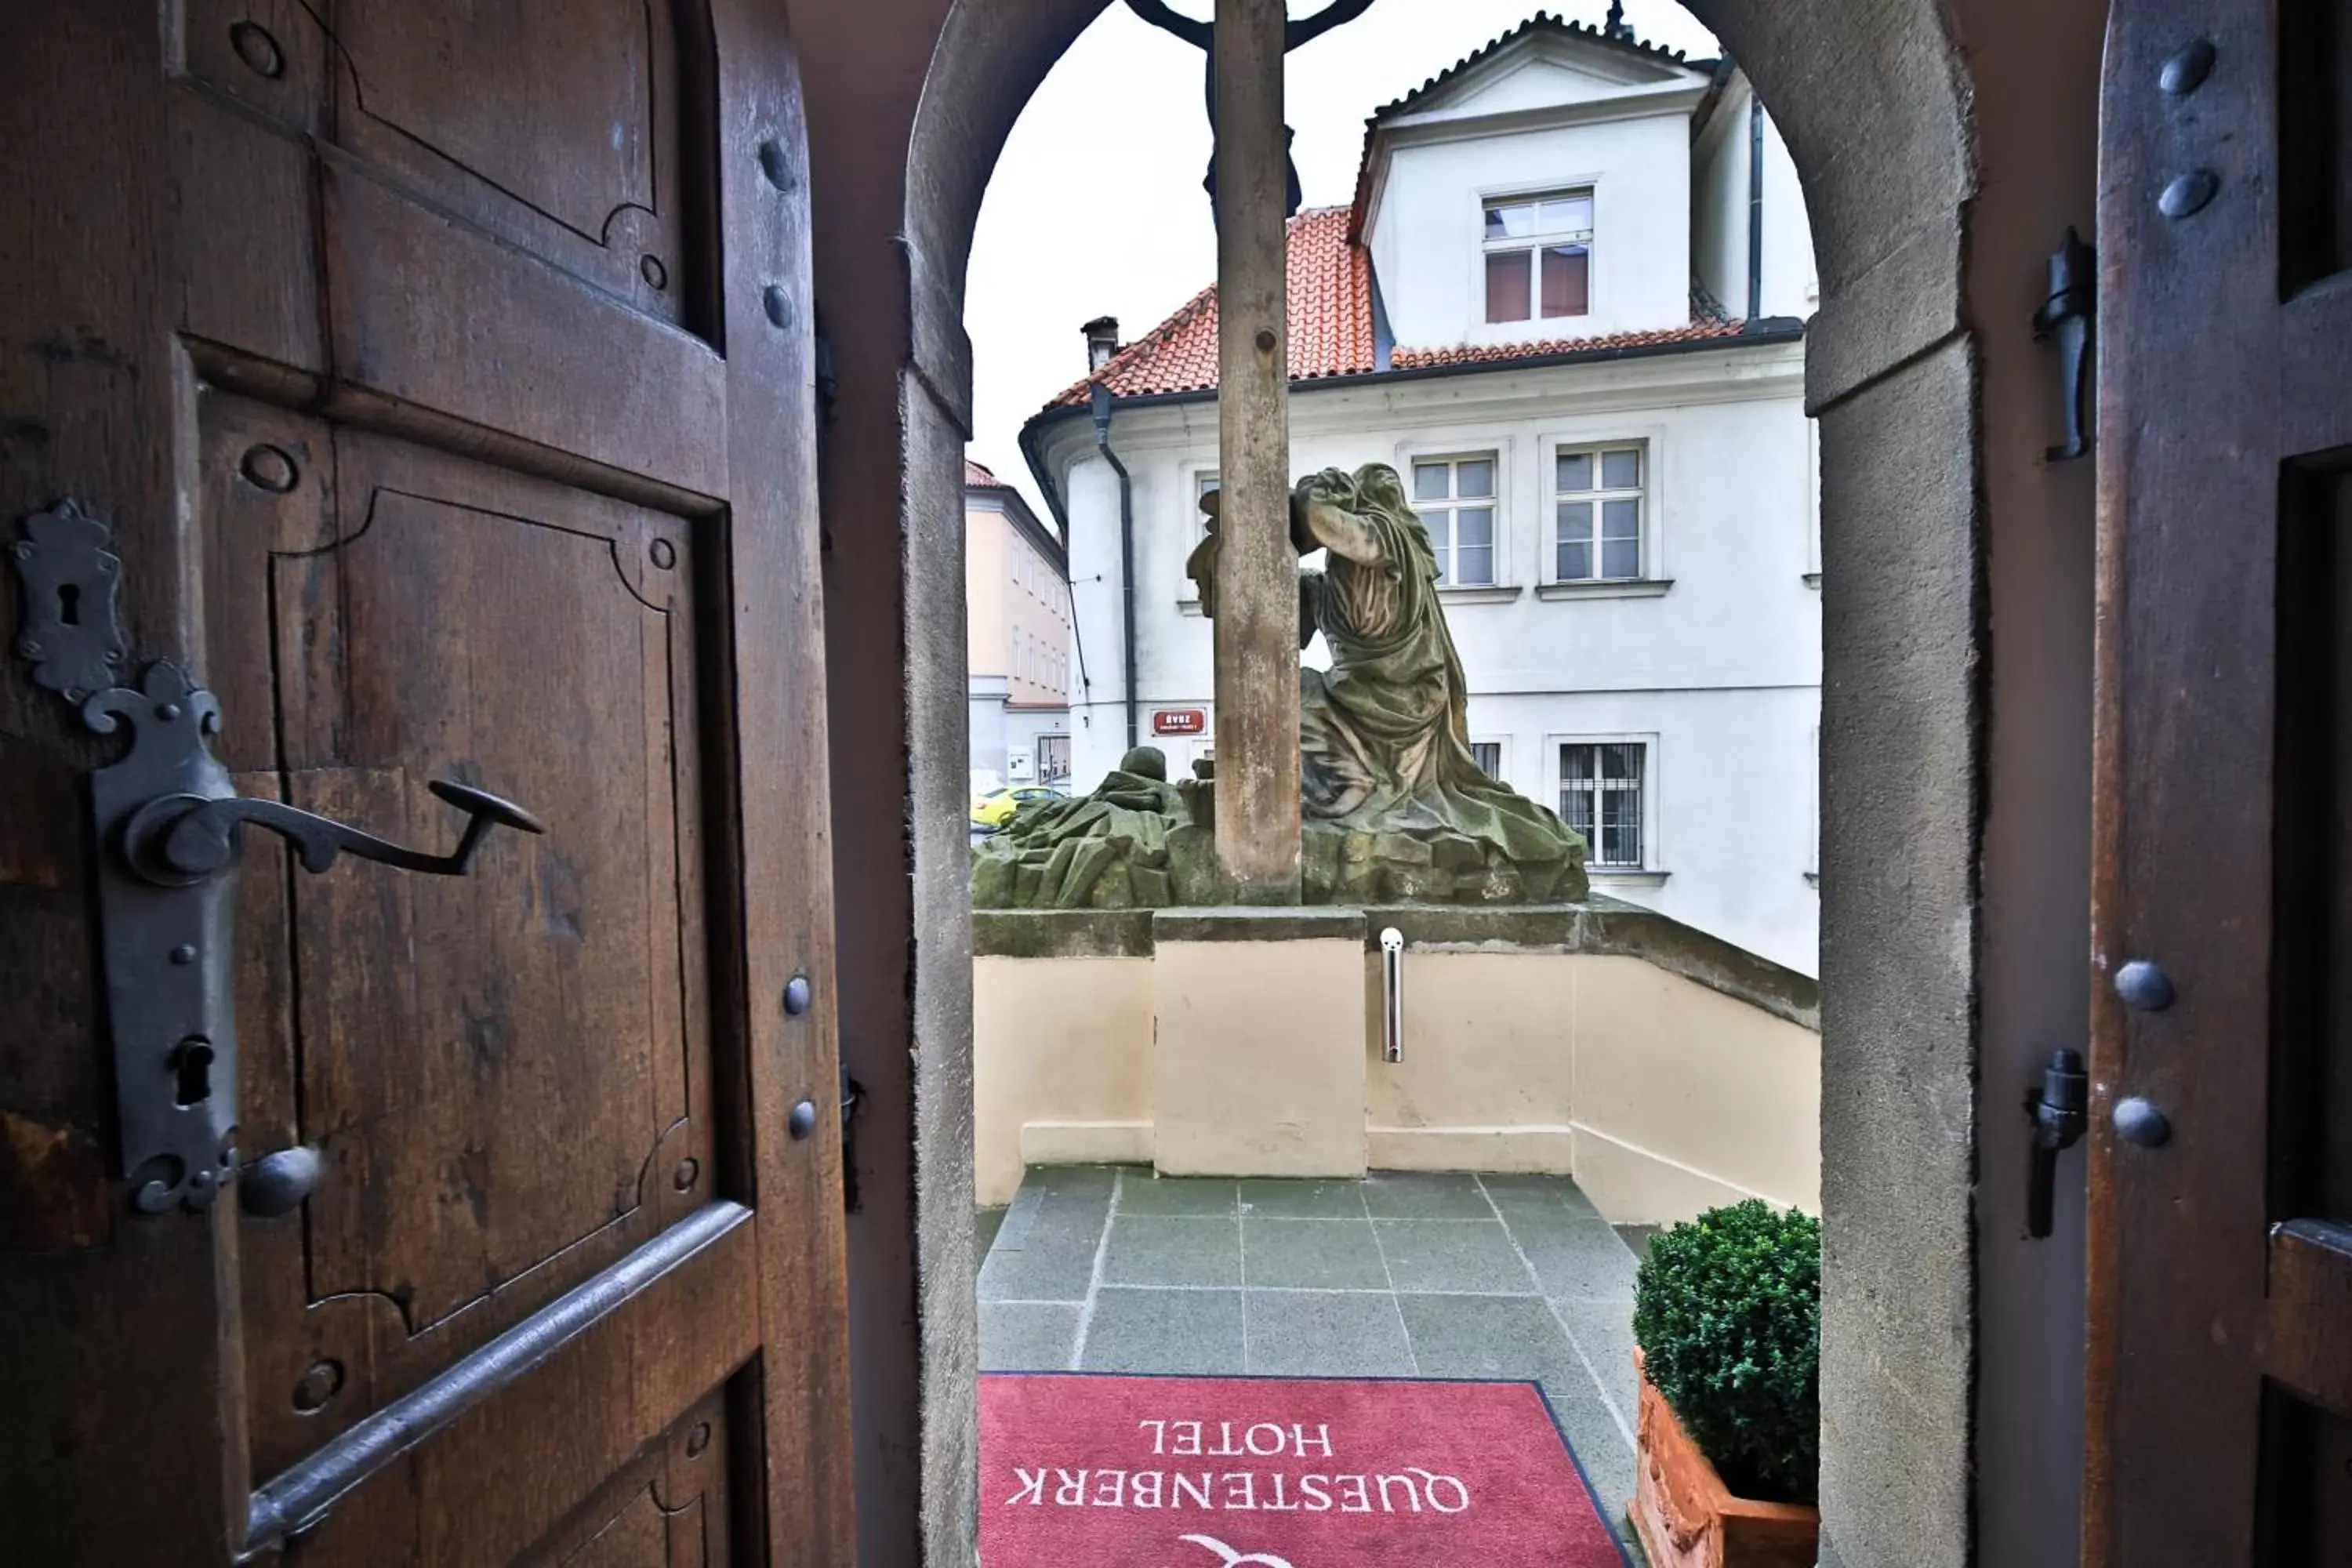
[
  {"xmin": 57, "ymin": 583, "xmax": 81, "ymax": 626},
  {"xmin": 173, "ymin": 1039, "xmax": 215, "ymax": 1107}
]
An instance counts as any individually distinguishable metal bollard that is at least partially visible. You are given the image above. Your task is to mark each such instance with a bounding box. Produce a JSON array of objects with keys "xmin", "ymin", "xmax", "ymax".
[{"xmin": 1379, "ymin": 927, "xmax": 1405, "ymax": 1063}]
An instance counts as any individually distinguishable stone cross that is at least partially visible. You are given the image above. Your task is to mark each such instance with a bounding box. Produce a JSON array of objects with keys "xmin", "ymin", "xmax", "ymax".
[
  {"xmin": 1210, "ymin": 0, "xmax": 1301, "ymax": 902},
  {"xmin": 1123, "ymin": 0, "xmax": 1377, "ymax": 219}
]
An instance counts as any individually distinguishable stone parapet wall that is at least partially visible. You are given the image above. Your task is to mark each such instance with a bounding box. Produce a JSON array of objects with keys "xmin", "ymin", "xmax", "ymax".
[
  {"xmin": 973, "ymin": 900, "xmax": 1820, "ymax": 1219},
  {"xmin": 973, "ymin": 898, "xmax": 1818, "ymax": 1025}
]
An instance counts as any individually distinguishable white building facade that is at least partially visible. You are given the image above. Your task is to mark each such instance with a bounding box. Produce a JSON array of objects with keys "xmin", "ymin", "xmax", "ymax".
[
  {"xmin": 1020, "ymin": 16, "xmax": 1820, "ymax": 974},
  {"xmin": 964, "ymin": 460, "xmax": 1075, "ymax": 793}
]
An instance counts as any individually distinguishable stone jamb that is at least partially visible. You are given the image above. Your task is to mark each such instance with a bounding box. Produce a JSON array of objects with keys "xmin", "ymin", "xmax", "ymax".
[{"xmin": 901, "ymin": 2, "xmax": 1982, "ymax": 1561}]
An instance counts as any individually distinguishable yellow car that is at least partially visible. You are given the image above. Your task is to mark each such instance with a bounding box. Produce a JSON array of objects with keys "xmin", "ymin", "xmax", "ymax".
[{"xmin": 971, "ymin": 785, "xmax": 1063, "ymax": 830}]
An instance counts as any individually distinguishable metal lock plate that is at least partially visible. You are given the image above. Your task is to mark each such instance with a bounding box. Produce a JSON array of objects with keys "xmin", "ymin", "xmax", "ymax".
[
  {"xmin": 10, "ymin": 499, "xmax": 127, "ymax": 700},
  {"xmin": 87, "ymin": 662, "xmax": 243, "ymax": 1210}
]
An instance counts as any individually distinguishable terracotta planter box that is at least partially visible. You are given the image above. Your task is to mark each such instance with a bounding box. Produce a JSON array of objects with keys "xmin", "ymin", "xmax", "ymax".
[{"xmin": 1631, "ymin": 1348, "xmax": 1820, "ymax": 1568}]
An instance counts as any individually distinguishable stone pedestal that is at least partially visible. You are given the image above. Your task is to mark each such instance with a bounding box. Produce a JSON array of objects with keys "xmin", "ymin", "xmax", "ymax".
[{"xmin": 1150, "ymin": 907, "xmax": 1366, "ymax": 1178}]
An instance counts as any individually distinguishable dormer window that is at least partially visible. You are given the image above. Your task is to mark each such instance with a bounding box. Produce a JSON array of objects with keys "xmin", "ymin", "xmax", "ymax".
[{"xmin": 1483, "ymin": 191, "xmax": 1593, "ymax": 323}]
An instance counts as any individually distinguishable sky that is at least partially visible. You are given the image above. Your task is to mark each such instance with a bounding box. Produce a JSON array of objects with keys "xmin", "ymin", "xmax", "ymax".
[{"xmin": 964, "ymin": 0, "xmax": 1722, "ymax": 521}]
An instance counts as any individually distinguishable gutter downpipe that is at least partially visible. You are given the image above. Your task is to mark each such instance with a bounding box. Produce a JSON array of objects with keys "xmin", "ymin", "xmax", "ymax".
[
  {"xmin": 1088, "ymin": 380, "xmax": 1140, "ymax": 752},
  {"xmin": 1747, "ymin": 92, "xmax": 1765, "ymax": 322}
]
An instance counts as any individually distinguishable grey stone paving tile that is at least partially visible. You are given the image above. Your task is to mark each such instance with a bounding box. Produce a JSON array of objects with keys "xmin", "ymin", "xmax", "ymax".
[
  {"xmin": 1374, "ymin": 1218, "xmax": 1539, "ymax": 1294},
  {"xmin": 1499, "ymin": 1204, "xmax": 1641, "ymax": 1301},
  {"xmin": 1612, "ymin": 1222, "xmax": 1661, "ymax": 1261},
  {"xmin": 1361, "ymin": 1171, "xmax": 1496, "ymax": 1218},
  {"xmin": 976, "ymin": 1206, "xmax": 1007, "ymax": 1263},
  {"xmin": 1396, "ymin": 1294, "xmax": 1588, "ymax": 1390},
  {"xmin": 1238, "ymin": 1178, "xmax": 1370, "ymax": 1218},
  {"xmin": 1020, "ymin": 1164, "xmax": 1121, "ymax": 1202},
  {"xmin": 1546, "ymin": 1388, "xmax": 1639, "ymax": 1539},
  {"xmin": 1117, "ymin": 1175, "xmax": 1239, "ymax": 1216},
  {"xmin": 1080, "ymin": 1287, "xmax": 1245, "ymax": 1374},
  {"xmin": 1555, "ymin": 1295, "xmax": 1642, "ymax": 1430},
  {"xmin": 1394, "ymin": 1294, "xmax": 1635, "ymax": 1540},
  {"xmin": 979, "ymin": 1191, "xmax": 1111, "ymax": 1303},
  {"xmin": 980, "ymin": 1301, "xmax": 1082, "ymax": 1371},
  {"xmin": 1555, "ymin": 1181, "xmax": 1608, "ymax": 1224},
  {"xmin": 1242, "ymin": 1216, "xmax": 1389, "ymax": 1290},
  {"xmin": 1244, "ymin": 1290, "xmax": 1415, "ymax": 1376},
  {"xmin": 1102, "ymin": 1214, "xmax": 1242, "ymax": 1288},
  {"xmin": 1475, "ymin": 1172, "xmax": 1577, "ymax": 1203}
]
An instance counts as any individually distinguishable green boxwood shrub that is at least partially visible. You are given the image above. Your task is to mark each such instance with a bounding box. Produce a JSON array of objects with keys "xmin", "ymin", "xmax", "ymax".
[{"xmin": 1632, "ymin": 1199, "xmax": 1821, "ymax": 1504}]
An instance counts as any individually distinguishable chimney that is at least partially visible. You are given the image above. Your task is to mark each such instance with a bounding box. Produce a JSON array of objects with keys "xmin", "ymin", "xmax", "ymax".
[{"xmin": 1083, "ymin": 315, "xmax": 1120, "ymax": 372}]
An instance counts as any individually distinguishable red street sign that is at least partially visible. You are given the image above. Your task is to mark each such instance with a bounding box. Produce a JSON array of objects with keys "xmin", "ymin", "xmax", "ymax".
[{"xmin": 1153, "ymin": 709, "xmax": 1207, "ymax": 736}]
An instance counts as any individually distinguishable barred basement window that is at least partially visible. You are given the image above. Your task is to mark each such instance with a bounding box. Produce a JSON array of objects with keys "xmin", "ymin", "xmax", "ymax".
[
  {"xmin": 1559, "ymin": 741, "xmax": 1646, "ymax": 869},
  {"xmin": 1554, "ymin": 444, "xmax": 1644, "ymax": 582}
]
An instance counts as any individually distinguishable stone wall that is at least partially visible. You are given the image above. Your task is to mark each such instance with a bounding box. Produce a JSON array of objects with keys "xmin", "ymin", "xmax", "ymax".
[
  {"xmin": 972, "ymin": 903, "xmax": 1821, "ymax": 1223},
  {"xmin": 797, "ymin": 0, "xmax": 2115, "ymax": 1557}
]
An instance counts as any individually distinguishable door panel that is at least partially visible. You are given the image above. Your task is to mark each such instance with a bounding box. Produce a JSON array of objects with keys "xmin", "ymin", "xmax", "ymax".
[
  {"xmin": 319, "ymin": 161, "xmax": 730, "ymax": 500},
  {"xmin": 546, "ymin": 1384, "xmax": 735, "ymax": 1568},
  {"xmin": 178, "ymin": 0, "xmax": 706, "ymax": 335},
  {"xmin": 251, "ymin": 1205, "xmax": 759, "ymax": 1566},
  {"xmin": 0, "ymin": 1, "xmax": 847, "ymax": 1562},
  {"xmin": 2089, "ymin": 1, "xmax": 2352, "ymax": 1562},
  {"xmin": 282, "ymin": 439, "xmax": 702, "ymax": 1332},
  {"xmin": 202, "ymin": 405, "xmax": 724, "ymax": 1480}
]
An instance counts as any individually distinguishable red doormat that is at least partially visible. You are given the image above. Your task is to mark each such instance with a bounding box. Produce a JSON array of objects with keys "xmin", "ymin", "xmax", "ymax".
[{"xmin": 980, "ymin": 1373, "xmax": 1630, "ymax": 1566}]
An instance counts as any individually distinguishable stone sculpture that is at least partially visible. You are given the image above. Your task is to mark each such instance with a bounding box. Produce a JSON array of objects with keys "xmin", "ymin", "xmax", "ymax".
[{"xmin": 972, "ymin": 463, "xmax": 1589, "ymax": 907}]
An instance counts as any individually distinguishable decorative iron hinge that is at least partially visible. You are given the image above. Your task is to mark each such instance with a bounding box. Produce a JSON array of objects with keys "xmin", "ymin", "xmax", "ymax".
[
  {"xmin": 2023, "ymin": 1047, "xmax": 2087, "ymax": 1239},
  {"xmin": 2031, "ymin": 228, "xmax": 2096, "ymax": 463}
]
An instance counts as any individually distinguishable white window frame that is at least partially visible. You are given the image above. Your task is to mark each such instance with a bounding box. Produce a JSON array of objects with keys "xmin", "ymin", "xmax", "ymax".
[
  {"xmin": 1547, "ymin": 732, "xmax": 1664, "ymax": 880},
  {"xmin": 1408, "ymin": 452, "xmax": 1502, "ymax": 589},
  {"xmin": 1806, "ymin": 722, "xmax": 1820, "ymax": 886},
  {"xmin": 1547, "ymin": 440, "xmax": 1649, "ymax": 586},
  {"xmin": 1535, "ymin": 424, "xmax": 1671, "ymax": 601},
  {"xmin": 1188, "ymin": 465, "xmax": 1221, "ymax": 542},
  {"xmin": 1393, "ymin": 437, "xmax": 1516, "ymax": 599},
  {"xmin": 1468, "ymin": 735, "xmax": 1511, "ymax": 788},
  {"xmin": 1178, "ymin": 461, "xmax": 1221, "ymax": 615},
  {"xmin": 1479, "ymin": 185, "xmax": 1596, "ymax": 327},
  {"xmin": 1803, "ymin": 417, "xmax": 1823, "ymax": 588}
]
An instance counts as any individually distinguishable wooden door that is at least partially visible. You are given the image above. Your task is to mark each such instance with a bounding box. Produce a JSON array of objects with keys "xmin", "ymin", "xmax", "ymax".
[
  {"xmin": 0, "ymin": 5, "xmax": 851, "ymax": 1565},
  {"xmin": 2088, "ymin": 2, "xmax": 2352, "ymax": 1562}
]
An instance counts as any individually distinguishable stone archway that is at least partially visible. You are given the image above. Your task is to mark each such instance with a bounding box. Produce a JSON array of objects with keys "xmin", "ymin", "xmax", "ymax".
[{"xmin": 896, "ymin": 5, "xmax": 1982, "ymax": 1563}]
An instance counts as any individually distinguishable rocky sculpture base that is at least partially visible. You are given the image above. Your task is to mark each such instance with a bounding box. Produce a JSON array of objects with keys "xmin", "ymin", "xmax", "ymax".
[
  {"xmin": 971, "ymin": 750, "xmax": 1588, "ymax": 910},
  {"xmin": 978, "ymin": 464, "xmax": 1599, "ymax": 910}
]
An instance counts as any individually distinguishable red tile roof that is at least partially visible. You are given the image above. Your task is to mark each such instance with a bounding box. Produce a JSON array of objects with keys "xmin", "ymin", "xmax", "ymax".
[
  {"xmin": 964, "ymin": 457, "xmax": 999, "ymax": 486},
  {"xmin": 1392, "ymin": 318, "xmax": 1743, "ymax": 368},
  {"xmin": 1047, "ymin": 208, "xmax": 1748, "ymax": 412},
  {"xmin": 1051, "ymin": 209, "xmax": 1376, "ymax": 407}
]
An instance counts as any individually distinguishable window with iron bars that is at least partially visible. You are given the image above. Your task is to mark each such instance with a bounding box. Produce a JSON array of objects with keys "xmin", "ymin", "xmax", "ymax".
[{"xmin": 1559, "ymin": 741, "xmax": 1646, "ymax": 869}]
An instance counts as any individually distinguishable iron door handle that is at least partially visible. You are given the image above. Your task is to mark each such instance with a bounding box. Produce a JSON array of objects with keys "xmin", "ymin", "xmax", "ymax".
[
  {"xmin": 97, "ymin": 759, "xmax": 543, "ymax": 1215},
  {"xmin": 123, "ymin": 777, "xmax": 546, "ymax": 886}
]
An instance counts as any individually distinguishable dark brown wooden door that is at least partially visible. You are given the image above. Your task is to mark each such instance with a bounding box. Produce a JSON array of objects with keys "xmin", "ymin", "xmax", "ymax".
[
  {"xmin": 2088, "ymin": 2, "xmax": 2352, "ymax": 1563},
  {"xmin": 0, "ymin": 5, "xmax": 851, "ymax": 1564}
]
